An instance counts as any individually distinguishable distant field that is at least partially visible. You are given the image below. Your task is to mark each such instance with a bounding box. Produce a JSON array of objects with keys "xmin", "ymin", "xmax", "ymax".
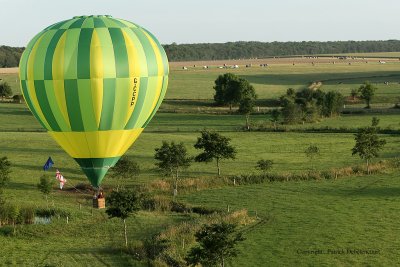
[
  {"xmin": 168, "ymin": 61, "xmax": 400, "ymax": 101},
  {"xmin": 321, "ymin": 52, "xmax": 400, "ymax": 58},
  {"xmin": 2, "ymin": 57, "xmax": 400, "ymax": 102}
]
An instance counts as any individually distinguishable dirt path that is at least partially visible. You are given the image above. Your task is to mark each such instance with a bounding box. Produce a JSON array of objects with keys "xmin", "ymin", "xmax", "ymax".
[{"xmin": 0, "ymin": 67, "xmax": 18, "ymax": 74}]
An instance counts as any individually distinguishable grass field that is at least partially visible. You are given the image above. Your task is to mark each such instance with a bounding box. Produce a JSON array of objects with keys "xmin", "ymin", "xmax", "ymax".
[
  {"xmin": 179, "ymin": 171, "xmax": 400, "ymax": 266},
  {"xmin": 0, "ymin": 53, "xmax": 399, "ymax": 266}
]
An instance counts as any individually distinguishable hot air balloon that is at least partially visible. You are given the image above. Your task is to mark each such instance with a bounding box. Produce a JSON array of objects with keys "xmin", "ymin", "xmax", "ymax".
[{"xmin": 19, "ymin": 15, "xmax": 169, "ymax": 187}]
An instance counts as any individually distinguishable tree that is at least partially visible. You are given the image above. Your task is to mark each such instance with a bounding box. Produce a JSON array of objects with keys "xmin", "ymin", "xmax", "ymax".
[
  {"xmin": 358, "ymin": 81, "xmax": 377, "ymax": 108},
  {"xmin": 270, "ymin": 109, "xmax": 280, "ymax": 130},
  {"xmin": 154, "ymin": 141, "xmax": 191, "ymax": 196},
  {"xmin": 110, "ymin": 156, "xmax": 140, "ymax": 190},
  {"xmin": 0, "ymin": 157, "xmax": 11, "ymax": 206},
  {"xmin": 256, "ymin": 159, "xmax": 274, "ymax": 173},
  {"xmin": 322, "ymin": 91, "xmax": 344, "ymax": 117},
  {"xmin": 238, "ymin": 97, "xmax": 255, "ymax": 130},
  {"xmin": 213, "ymin": 73, "xmax": 256, "ymax": 110},
  {"xmin": 280, "ymin": 89, "xmax": 304, "ymax": 124},
  {"xmin": 350, "ymin": 89, "xmax": 359, "ymax": 100},
  {"xmin": 352, "ymin": 117, "xmax": 386, "ymax": 174},
  {"xmin": 37, "ymin": 175, "xmax": 53, "ymax": 207},
  {"xmin": 0, "ymin": 157, "xmax": 11, "ymax": 190},
  {"xmin": 194, "ymin": 131, "xmax": 236, "ymax": 176},
  {"xmin": 305, "ymin": 145, "xmax": 320, "ymax": 170},
  {"xmin": 12, "ymin": 94, "xmax": 23, "ymax": 103},
  {"xmin": 0, "ymin": 82, "xmax": 12, "ymax": 99},
  {"xmin": 213, "ymin": 73, "xmax": 238, "ymax": 107},
  {"xmin": 9, "ymin": 204, "xmax": 19, "ymax": 235},
  {"xmin": 281, "ymin": 101, "xmax": 303, "ymax": 124},
  {"xmin": 186, "ymin": 222, "xmax": 245, "ymax": 267},
  {"xmin": 106, "ymin": 189, "xmax": 141, "ymax": 248}
]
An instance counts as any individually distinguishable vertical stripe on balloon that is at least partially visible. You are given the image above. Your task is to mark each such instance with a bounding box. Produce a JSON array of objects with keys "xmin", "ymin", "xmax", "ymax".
[
  {"xmin": 59, "ymin": 19, "xmax": 80, "ymax": 30},
  {"xmin": 34, "ymin": 80, "xmax": 61, "ymax": 131},
  {"xmin": 111, "ymin": 78, "xmax": 130, "ymax": 129},
  {"xmin": 82, "ymin": 17, "xmax": 95, "ymax": 28},
  {"xmin": 43, "ymin": 80, "xmax": 70, "ymax": 131},
  {"xmin": 77, "ymin": 79, "xmax": 98, "ymax": 131},
  {"xmin": 44, "ymin": 29, "xmax": 66, "ymax": 80},
  {"xmin": 64, "ymin": 79, "xmax": 84, "ymax": 131},
  {"xmin": 142, "ymin": 28, "xmax": 170, "ymax": 75},
  {"xmin": 99, "ymin": 78, "xmax": 116, "ymax": 130},
  {"xmin": 93, "ymin": 17, "xmax": 106, "ymax": 28},
  {"xmin": 33, "ymin": 31, "xmax": 57, "ymax": 80},
  {"xmin": 96, "ymin": 28, "xmax": 116, "ymax": 78},
  {"xmin": 20, "ymin": 80, "xmax": 47, "ymax": 129},
  {"xmin": 77, "ymin": 28, "xmax": 93, "ymax": 79},
  {"xmin": 109, "ymin": 28, "xmax": 129, "ymax": 78},
  {"xmin": 90, "ymin": 29, "xmax": 104, "ymax": 128},
  {"xmin": 69, "ymin": 18, "xmax": 86, "ymax": 29},
  {"xmin": 143, "ymin": 76, "xmax": 169, "ymax": 127},
  {"xmin": 26, "ymin": 35, "xmax": 52, "ymax": 130},
  {"xmin": 52, "ymin": 31, "xmax": 71, "ymax": 129},
  {"xmin": 142, "ymin": 30, "xmax": 164, "ymax": 114},
  {"xmin": 63, "ymin": 29, "xmax": 80, "ymax": 79}
]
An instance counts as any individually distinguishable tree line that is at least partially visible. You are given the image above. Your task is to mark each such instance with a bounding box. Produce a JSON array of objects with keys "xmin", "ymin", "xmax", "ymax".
[
  {"xmin": 163, "ymin": 40, "xmax": 400, "ymax": 61},
  {"xmin": 0, "ymin": 46, "xmax": 24, "ymax": 67},
  {"xmin": 2, "ymin": 40, "xmax": 400, "ymax": 67}
]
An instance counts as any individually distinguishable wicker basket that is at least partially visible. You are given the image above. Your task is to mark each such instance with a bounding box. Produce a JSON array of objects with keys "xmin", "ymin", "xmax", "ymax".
[{"xmin": 93, "ymin": 198, "xmax": 105, "ymax": 209}]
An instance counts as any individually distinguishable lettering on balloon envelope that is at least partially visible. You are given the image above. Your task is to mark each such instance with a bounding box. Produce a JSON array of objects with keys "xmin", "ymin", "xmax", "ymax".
[{"xmin": 131, "ymin": 77, "xmax": 138, "ymax": 106}]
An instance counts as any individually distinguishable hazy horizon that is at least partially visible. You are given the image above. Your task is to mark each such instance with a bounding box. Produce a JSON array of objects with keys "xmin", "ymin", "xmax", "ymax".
[{"xmin": 1, "ymin": 0, "xmax": 399, "ymax": 47}]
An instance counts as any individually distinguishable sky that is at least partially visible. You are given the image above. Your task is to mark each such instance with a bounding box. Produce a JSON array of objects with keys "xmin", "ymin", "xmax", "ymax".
[{"xmin": 1, "ymin": 0, "xmax": 399, "ymax": 47}]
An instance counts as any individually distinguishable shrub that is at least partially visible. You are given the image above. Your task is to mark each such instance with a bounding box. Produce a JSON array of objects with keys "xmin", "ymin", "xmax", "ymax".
[
  {"xmin": 192, "ymin": 206, "xmax": 220, "ymax": 215},
  {"xmin": 18, "ymin": 206, "xmax": 35, "ymax": 224},
  {"xmin": 35, "ymin": 208, "xmax": 71, "ymax": 218},
  {"xmin": 171, "ymin": 202, "xmax": 191, "ymax": 213},
  {"xmin": 0, "ymin": 226, "xmax": 13, "ymax": 236}
]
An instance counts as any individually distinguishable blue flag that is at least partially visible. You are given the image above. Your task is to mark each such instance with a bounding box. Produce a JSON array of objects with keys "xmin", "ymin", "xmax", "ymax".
[{"xmin": 43, "ymin": 157, "xmax": 54, "ymax": 171}]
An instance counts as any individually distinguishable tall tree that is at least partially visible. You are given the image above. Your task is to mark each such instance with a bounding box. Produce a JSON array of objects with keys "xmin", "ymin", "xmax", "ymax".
[
  {"xmin": 270, "ymin": 109, "xmax": 281, "ymax": 130},
  {"xmin": 194, "ymin": 130, "xmax": 236, "ymax": 176},
  {"xmin": 106, "ymin": 189, "xmax": 141, "ymax": 248},
  {"xmin": 322, "ymin": 91, "xmax": 344, "ymax": 117},
  {"xmin": 110, "ymin": 156, "xmax": 140, "ymax": 190},
  {"xmin": 154, "ymin": 141, "xmax": 191, "ymax": 196},
  {"xmin": 352, "ymin": 117, "xmax": 386, "ymax": 174},
  {"xmin": 238, "ymin": 97, "xmax": 255, "ymax": 130},
  {"xmin": 186, "ymin": 222, "xmax": 245, "ymax": 267},
  {"xmin": 281, "ymin": 101, "xmax": 303, "ymax": 124},
  {"xmin": 37, "ymin": 175, "xmax": 53, "ymax": 208},
  {"xmin": 0, "ymin": 156, "xmax": 11, "ymax": 205},
  {"xmin": 358, "ymin": 81, "xmax": 377, "ymax": 109},
  {"xmin": 213, "ymin": 73, "xmax": 238, "ymax": 107}
]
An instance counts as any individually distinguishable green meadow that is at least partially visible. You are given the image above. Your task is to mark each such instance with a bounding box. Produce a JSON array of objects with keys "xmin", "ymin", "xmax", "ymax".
[{"xmin": 0, "ymin": 56, "xmax": 400, "ymax": 266}]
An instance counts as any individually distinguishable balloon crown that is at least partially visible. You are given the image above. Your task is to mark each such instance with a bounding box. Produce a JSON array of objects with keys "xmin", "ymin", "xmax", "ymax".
[{"xmin": 72, "ymin": 15, "xmax": 112, "ymax": 19}]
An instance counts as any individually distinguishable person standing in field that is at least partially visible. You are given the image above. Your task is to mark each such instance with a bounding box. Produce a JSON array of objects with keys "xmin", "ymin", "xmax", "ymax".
[{"xmin": 55, "ymin": 169, "xmax": 67, "ymax": 190}]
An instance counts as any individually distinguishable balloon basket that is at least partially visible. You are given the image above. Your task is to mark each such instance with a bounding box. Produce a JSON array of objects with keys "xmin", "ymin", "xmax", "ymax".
[{"xmin": 93, "ymin": 198, "xmax": 105, "ymax": 209}]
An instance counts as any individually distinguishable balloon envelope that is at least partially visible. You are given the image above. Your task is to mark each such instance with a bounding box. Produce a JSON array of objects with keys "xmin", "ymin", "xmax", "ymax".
[{"xmin": 19, "ymin": 15, "xmax": 169, "ymax": 187}]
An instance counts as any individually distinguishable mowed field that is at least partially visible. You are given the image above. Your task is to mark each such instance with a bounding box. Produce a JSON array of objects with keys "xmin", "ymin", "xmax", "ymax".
[
  {"xmin": 3, "ymin": 56, "xmax": 400, "ymax": 101},
  {"xmin": 1, "ymin": 55, "xmax": 400, "ymax": 266}
]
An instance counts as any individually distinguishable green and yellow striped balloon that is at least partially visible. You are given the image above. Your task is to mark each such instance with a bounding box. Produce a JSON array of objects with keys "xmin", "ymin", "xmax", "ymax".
[{"xmin": 19, "ymin": 15, "xmax": 169, "ymax": 187}]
